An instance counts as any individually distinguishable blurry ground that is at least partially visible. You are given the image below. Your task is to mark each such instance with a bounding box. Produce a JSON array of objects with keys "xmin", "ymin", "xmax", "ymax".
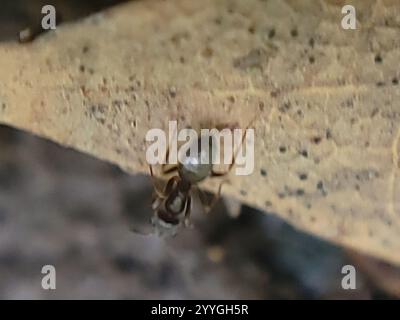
[
  {"xmin": 0, "ymin": 0, "xmax": 399, "ymax": 300},
  {"xmin": 0, "ymin": 124, "xmax": 398, "ymax": 299}
]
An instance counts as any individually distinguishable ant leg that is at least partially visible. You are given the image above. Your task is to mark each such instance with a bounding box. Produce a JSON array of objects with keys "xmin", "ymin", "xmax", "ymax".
[
  {"xmin": 149, "ymin": 165, "xmax": 179, "ymax": 199},
  {"xmin": 161, "ymin": 128, "xmax": 180, "ymax": 174},
  {"xmin": 211, "ymin": 117, "xmax": 256, "ymax": 177},
  {"xmin": 196, "ymin": 187, "xmax": 210, "ymax": 212},
  {"xmin": 149, "ymin": 123, "xmax": 179, "ymax": 177},
  {"xmin": 210, "ymin": 170, "xmax": 229, "ymax": 177},
  {"xmin": 162, "ymin": 165, "xmax": 178, "ymax": 175},
  {"xmin": 196, "ymin": 181, "xmax": 226, "ymax": 214},
  {"xmin": 151, "ymin": 176, "xmax": 180, "ymax": 211},
  {"xmin": 149, "ymin": 165, "xmax": 165, "ymax": 198},
  {"xmin": 183, "ymin": 196, "xmax": 192, "ymax": 227},
  {"xmin": 161, "ymin": 176, "xmax": 179, "ymax": 198},
  {"xmin": 161, "ymin": 146, "xmax": 172, "ymax": 174},
  {"xmin": 211, "ymin": 130, "xmax": 248, "ymax": 177}
]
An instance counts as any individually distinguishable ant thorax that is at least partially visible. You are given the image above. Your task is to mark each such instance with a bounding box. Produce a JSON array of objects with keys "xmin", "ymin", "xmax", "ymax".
[{"xmin": 179, "ymin": 136, "xmax": 217, "ymax": 183}]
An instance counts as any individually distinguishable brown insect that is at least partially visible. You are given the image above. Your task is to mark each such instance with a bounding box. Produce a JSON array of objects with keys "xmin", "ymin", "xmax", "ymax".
[{"xmin": 149, "ymin": 121, "xmax": 253, "ymax": 236}]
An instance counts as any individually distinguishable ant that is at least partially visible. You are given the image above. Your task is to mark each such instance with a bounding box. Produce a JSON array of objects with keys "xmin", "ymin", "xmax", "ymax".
[{"xmin": 148, "ymin": 121, "xmax": 254, "ymax": 236}]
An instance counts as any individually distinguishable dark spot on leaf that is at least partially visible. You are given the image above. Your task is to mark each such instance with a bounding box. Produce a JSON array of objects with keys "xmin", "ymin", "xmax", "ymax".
[
  {"xmin": 202, "ymin": 46, "xmax": 213, "ymax": 58},
  {"xmin": 370, "ymin": 108, "xmax": 379, "ymax": 118},
  {"xmin": 260, "ymin": 169, "xmax": 267, "ymax": 177},
  {"xmin": 325, "ymin": 129, "xmax": 332, "ymax": 139},
  {"xmin": 268, "ymin": 28, "xmax": 276, "ymax": 39},
  {"xmin": 376, "ymin": 81, "xmax": 385, "ymax": 87},
  {"xmin": 88, "ymin": 104, "xmax": 107, "ymax": 125},
  {"xmin": 112, "ymin": 100, "xmax": 123, "ymax": 110},
  {"xmin": 298, "ymin": 173, "xmax": 308, "ymax": 180},
  {"xmin": 279, "ymin": 146, "xmax": 287, "ymax": 153},
  {"xmin": 317, "ymin": 180, "xmax": 327, "ymax": 196},
  {"xmin": 169, "ymin": 87, "xmax": 177, "ymax": 98},
  {"xmin": 311, "ymin": 136, "xmax": 322, "ymax": 144},
  {"xmin": 270, "ymin": 91, "xmax": 279, "ymax": 98},
  {"xmin": 374, "ymin": 54, "xmax": 383, "ymax": 63},
  {"xmin": 299, "ymin": 149, "xmax": 308, "ymax": 158},
  {"xmin": 233, "ymin": 48, "xmax": 266, "ymax": 70},
  {"xmin": 279, "ymin": 102, "xmax": 291, "ymax": 112}
]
